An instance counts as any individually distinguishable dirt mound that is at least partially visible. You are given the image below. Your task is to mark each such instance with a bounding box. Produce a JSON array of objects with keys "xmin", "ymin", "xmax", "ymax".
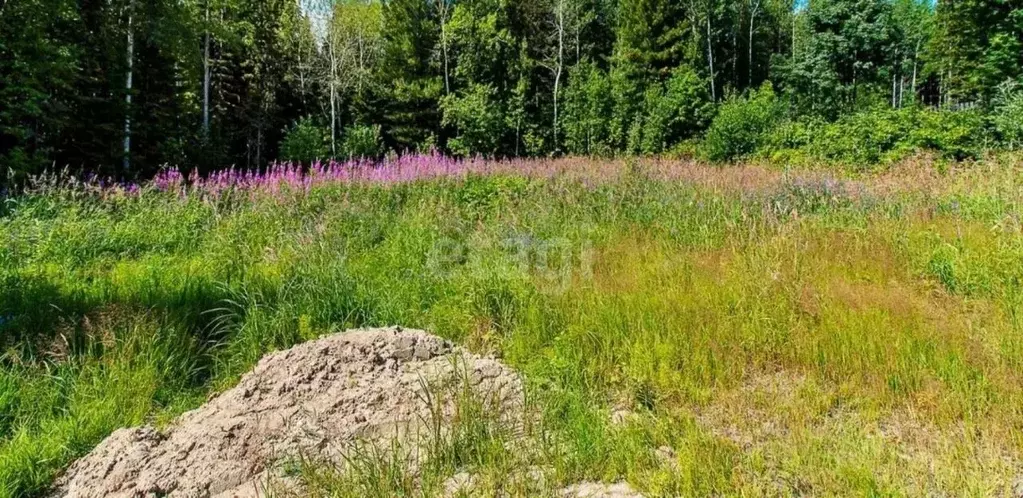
[
  {"xmin": 50, "ymin": 327, "xmax": 522, "ymax": 498},
  {"xmin": 561, "ymin": 482, "xmax": 644, "ymax": 497}
]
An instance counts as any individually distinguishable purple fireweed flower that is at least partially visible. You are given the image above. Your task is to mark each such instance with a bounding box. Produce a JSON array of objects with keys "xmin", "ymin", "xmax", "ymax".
[{"xmin": 83, "ymin": 154, "xmax": 715, "ymax": 200}]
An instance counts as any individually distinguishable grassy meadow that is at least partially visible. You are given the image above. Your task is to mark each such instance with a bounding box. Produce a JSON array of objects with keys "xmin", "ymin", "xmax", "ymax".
[{"xmin": 1, "ymin": 155, "xmax": 1023, "ymax": 496}]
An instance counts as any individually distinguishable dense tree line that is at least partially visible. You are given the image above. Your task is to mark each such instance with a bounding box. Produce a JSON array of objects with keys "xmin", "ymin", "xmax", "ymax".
[{"xmin": 1, "ymin": 0, "xmax": 1022, "ymax": 181}]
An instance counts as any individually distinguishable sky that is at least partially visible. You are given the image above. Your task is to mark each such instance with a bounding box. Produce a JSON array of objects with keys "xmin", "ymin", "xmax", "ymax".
[{"xmin": 299, "ymin": 0, "xmax": 330, "ymax": 41}]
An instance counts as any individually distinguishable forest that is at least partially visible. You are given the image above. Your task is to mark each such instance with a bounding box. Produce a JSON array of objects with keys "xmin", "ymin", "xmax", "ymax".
[{"xmin": 1, "ymin": 0, "xmax": 1022, "ymax": 184}]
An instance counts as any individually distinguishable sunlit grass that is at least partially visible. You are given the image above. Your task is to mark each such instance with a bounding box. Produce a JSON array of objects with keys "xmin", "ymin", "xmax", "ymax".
[{"xmin": 1, "ymin": 156, "xmax": 1022, "ymax": 496}]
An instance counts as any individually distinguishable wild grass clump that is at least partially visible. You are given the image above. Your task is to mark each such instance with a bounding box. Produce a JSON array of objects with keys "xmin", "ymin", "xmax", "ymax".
[
  {"xmin": 283, "ymin": 367, "xmax": 551, "ymax": 498},
  {"xmin": 1, "ymin": 155, "xmax": 1022, "ymax": 496}
]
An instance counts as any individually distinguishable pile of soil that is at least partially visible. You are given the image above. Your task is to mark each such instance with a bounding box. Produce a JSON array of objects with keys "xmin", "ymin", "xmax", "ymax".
[{"xmin": 50, "ymin": 327, "xmax": 522, "ymax": 498}]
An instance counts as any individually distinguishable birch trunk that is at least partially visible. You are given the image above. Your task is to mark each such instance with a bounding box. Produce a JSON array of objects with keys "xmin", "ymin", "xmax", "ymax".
[
  {"xmin": 550, "ymin": 0, "xmax": 566, "ymax": 151},
  {"xmin": 911, "ymin": 39, "xmax": 920, "ymax": 104},
  {"xmin": 706, "ymin": 10, "xmax": 716, "ymax": 101},
  {"xmin": 554, "ymin": 3, "xmax": 564, "ymax": 150},
  {"xmin": 748, "ymin": 0, "xmax": 760, "ymax": 88},
  {"xmin": 899, "ymin": 75, "xmax": 905, "ymax": 108},
  {"xmin": 791, "ymin": 10, "xmax": 796, "ymax": 63},
  {"xmin": 439, "ymin": 0, "xmax": 450, "ymax": 95},
  {"xmin": 892, "ymin": 71, "xmax": 897, "ymax": 108},
  {"xmin": 891, "ymin": 50, "xmax": 898, "ymax": 108},
  {"xmin": 575, "ymin": 29, "xmax": 580, "ymax": 64},
  {"xmin": 202, "ymin": 1, "xmax": 211, "ymax": 137},
  {"xmin": 123, "ymin": 0, "xmax": 134, "ymax": 171},
  {"xmin": 357, "ymin": 30, "xmax": 365, "ymax": 91},
  {"xmin": 256, "ymin": 123, "xmax": 263, "ymax": 167},
  {"xmin": 328, "ymin": 30, "xmax": 337, "ymax": 157}
]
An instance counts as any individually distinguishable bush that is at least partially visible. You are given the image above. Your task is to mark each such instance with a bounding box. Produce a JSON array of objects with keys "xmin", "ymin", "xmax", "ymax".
[
  {"xmin": 702, "ymin": 83, "xmax": 784, "ymax": 162},
  {"xmin": 754, "ymin": 118, "xmax": 822, "ymax": 164},
  {"xmin": 809, "ymin": 108, "xmax": 985, "ymax": 167},
  {"xmin": 441, "ymin": 84, "xmax": 508, "ymax": 157},
  {"xmin": 810, "ymin": 108, "xmax": 914, "ymax": 165},
  {"xmin": 909, "ymin": 109, "xmax": 985, "ymax": 161},
  {"xmin": 703, "ymin": 100, "xmax": 987, "ymax": 166},
  {"xmin": 639, "ymin": 66, "xmax": 714, "ymax": 155},
  {"xmin": 341, "ymin": 125, "xmax": 384, "ymax": 160},
  {"xmin": 761, "ymin": 119, "xmax": 821, "ymax": 154},
  {"xmin": 279, "ymin": 117, "xmax": 330, "ymax": 163},
  {"xmin": 992, "ymin": 80, "xmax": 1023, "ymax": 150}
]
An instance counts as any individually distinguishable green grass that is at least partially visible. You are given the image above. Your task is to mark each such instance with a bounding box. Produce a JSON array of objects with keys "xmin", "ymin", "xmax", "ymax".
[{"xmin": 1, "ymin": 157, "xmax": 1022, "ymax": 496}]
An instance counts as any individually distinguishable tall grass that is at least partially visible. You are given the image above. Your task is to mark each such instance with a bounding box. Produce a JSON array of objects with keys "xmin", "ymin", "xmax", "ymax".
[{"xmin": 1, "ymin": 155, "xmax": 1022, "ymax": 496}]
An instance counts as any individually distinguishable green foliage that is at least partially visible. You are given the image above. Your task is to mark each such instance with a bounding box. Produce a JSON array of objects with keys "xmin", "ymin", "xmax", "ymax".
[
  {"xmin": 3, "ymin": 0, "xmax": 1023, "ymax": 173},
  {"xmin": 444, "ymin": 0, "xmax": 524, "ymax": 155},
  {"xmin": 638, "ymin": 67, "xmax": 714, "ymax": 155},
  {"xmin": 563, "ymin": 61, "xmax": 613, "ymax": 156},
  {"xmin": 614, "ymin": 0, "xmax": 687, "ymax": 78},
  {"xmin": 810, "ymin": 108, "xmax": 914, "ymax": 165},
  {"xmin": 341, "ymin": 125, "xmax": 384, "ymax": 160},
  {"xmin": 761, "ymin": 118, "xmax": 821, "ymax": 155},
  {"xmin": 908, "ymin": 109, "xmax": 986, "ymax": 161},
  {"xmin": 378, "ymin": 0, "xmax": 443, "ymax": 150},
  {"xmin": 703, "ymin": 83, "xmax": 784, "ymax": 162},
  {"xmin": 608, "ymin": 60, "xmax": 646, "ymax": 153},
  {"xmin": 929, "ymin": 1, "xmax": 1023, "ymax": 103},
  {"xmin": 810, "ymin": 108, "xmax": 985, "ymax": 166},
  {"xmin": 991, "ymin": 80, "xmax": 1023, "ymax": 149},
  {"xmin": 779, "ymin": 0, "xmax": 899, "ymax": 117},
  {"xmin": 279, "ymin": 118, "xmax": 330, "ymax": 163},
  {"xmin": 0, "ymin": 0, "xmax": 81, "ymax": 182},
  {"xmin": 446, "ymin": 0, "xmax": 517, "ymax": 90},
  {"xmin": 441, "ymin": 84, "xmax": 508, "ymax": 157}
]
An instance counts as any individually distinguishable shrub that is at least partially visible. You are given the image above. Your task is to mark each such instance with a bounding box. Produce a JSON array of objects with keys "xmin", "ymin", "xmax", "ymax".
[
  {"xmin": 640, "ymin": 66, "xmax": 714, "ymax": 155},
  {"xmin": 563, "ymin": 65, "xmax": 711, "ymax": 157},
  {"xmin": 810, "ymin": 108, "xmax": 985, "ymax": 167},
  {"xmin": 441, "ymin": 84, "xmax": 508, "ymax": 157},
  {"xmin": 341, "ymin": 125, "xmax": 384, "ymax": 160},
  {"xmin": 637, "ymin": 85, "xmax": 667, "ymax": 155},
  {"xmin": 761, "ymin": 118, "xmax": 821, "ymax": 156},
  {"xmin": 992, "ymin": 80, "xmax": 1023, "ymax": 150},
  {"xmin": 909, "ymin": 109, "xmax": 985, "ymax": 161},
  {"xmin": 810, "ymin": 108, "xmax": 914, "ymax": 165},
  {"xmin": 279, "ymin": 117, "xmax": 330, "ymax": 163},
  {"xmin": 702, "ymin": 83, "xmax": 784, "ymax": 162}
]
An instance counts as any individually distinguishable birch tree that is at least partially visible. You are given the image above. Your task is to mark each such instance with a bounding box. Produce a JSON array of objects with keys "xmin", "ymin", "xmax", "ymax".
[
  {"xmin": 320, "ymin": 0, "xmax": 382, "ymax": 156},
  {"xmin": 704, "ymin": 2, "xmax": 716, "ymax": 101},
  {"xmin": 893, "ymin": 0, "xmax": 932, "ymax": 106},
  {"xmin": 123, "ymin": 0, "xmax": 134, "ymax": 170},
  {"xmin": 202, "ymin": 0, "xmax": 211, "ymax": 137},
  {"xmin": 687, "ymin": 0, "xmax": 718, "ymax": 101},
  {"xmin": 549, "ymin": 0, "xmax": 567, "ymax": 149},
  {"xmin": 541, "ymin": 0, "xmax": 580, "ymax": 151},
  {"xmin": 746, "ymin": 0, "xmax": 761, "ymax": 88},
  {"xmin": 436, "ymin": 0, "xmax": 452, "ymax": 95},
  {"xmin": 326, "ymin": 15, "xmax": 341, "ymax": 156},
  {"xmin": 283, "ymin": 7, "xmax": 318, "ymax": 107}
]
